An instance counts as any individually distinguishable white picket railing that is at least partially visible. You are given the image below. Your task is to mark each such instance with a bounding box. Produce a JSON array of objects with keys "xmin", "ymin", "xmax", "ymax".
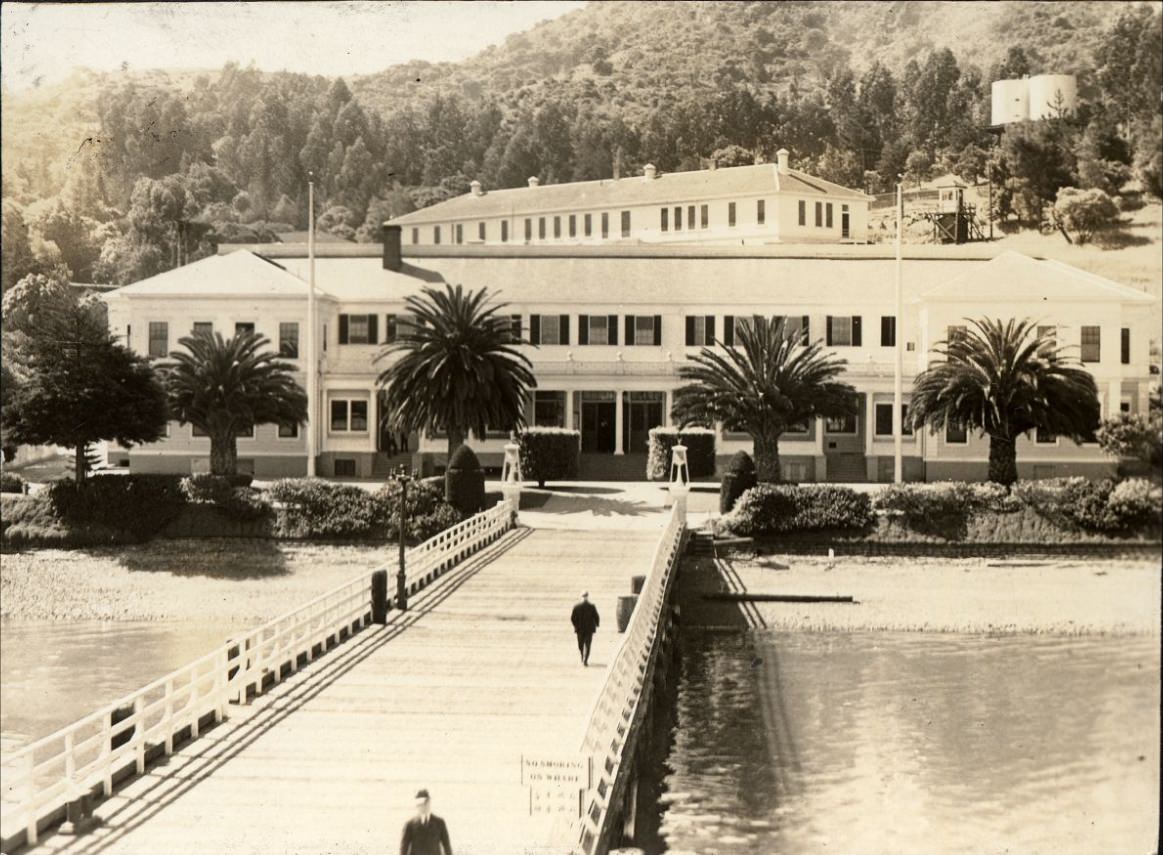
[
  {"xmin": 571, "ymin": 504, "xmax": 685, "ymax": 855},
  {"xmin": 0, "ymin": 500, "xmax": 514, "ymax": 849}
]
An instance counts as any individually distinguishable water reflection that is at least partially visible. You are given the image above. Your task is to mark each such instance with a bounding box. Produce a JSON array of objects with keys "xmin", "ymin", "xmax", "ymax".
[{"xmin": 654, "ymin": 632, "xmax": 1160, "ymax": 855}]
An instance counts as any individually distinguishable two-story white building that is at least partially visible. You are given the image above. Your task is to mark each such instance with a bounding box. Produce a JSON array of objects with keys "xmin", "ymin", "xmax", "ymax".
[
  {"xmin": 389, "ymin": 150, "xmax": 870, "ymax": 248},
  {"xmin": 102, "ymin": 230, "xmax": 1157, "ymax": 482}
]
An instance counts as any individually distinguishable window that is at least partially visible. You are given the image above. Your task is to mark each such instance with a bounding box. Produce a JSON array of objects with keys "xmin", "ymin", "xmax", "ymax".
[
  {"xmin": 601, "ymin": 212, "xmax": 609, "ymax": 239},
  {"xmin": 411, "ymin": 227, "xmax": 419, "ymax": 244},
  {"xmin": 1120, "ymin": 400, "xmax": 1132, "ymax": 414},
  {"xmin": 279, "ymin": 322, "xmax": 299, "ymax": 358},
  {"xmin": 874, "ymin": 404, "xmax": 913, "ymax": 436},
  {"xmin": 569, "ymin": 214, "xmax": 576, "ymax": 238},
  {"xmin": 553, "ymin": 216, "xmax": 561, "ymax": 239},
  {"xmin": 782, "ymin": 315, "xmax": 810, "ymax": 345},
  {"xmin": 148, "ymin": 322, "xmax": 168, "ymax": 357},
  {"xmin": 825, "ymin": 414, "xmax": 857, "ymax": 434},
  {"xmin": 338, "ymin": 314, "xmax": 378, "ymax": 345},
  {"xmin": 815, "ymin": 201, "xmax": 823, "ymax": 227},
  {"xmin": 688, "ymin": 205, "xmax": 695, "ymax": 229},
  {"xmin": 584, "ymin": 213, "xmax": 592, "ymax": 237},
  {"xmin": 947, "ymin": 325, "xmax": 967, "ymax": 344},
  {"xmin": 235, "ymin": 322, "xmax": 255, "ymax": 336},
  {"xmin": 126, "ymin": 324, "xmax": 131, "ymax": 347},
  {"xmin": 826, "ymin": 315, "xmax": 862, "ymax": 347},
  {"xmin": 278, "ymin": 421, "xmax": 299, "ymax": 438},
  {"xmin": 434, "ymin": 225, "xmax": 441, "ymax": 245},
  {"xmin": 501, "ymin": 221, "xmax": 509, "ymax": 243},
  {"xmin": 625, "ymin": 314, "xmax": 662, "ymax": 347},
  {"xmin": 685, "ymin": 315, "xmax": 717, "ymax": 346},
  {"xmin": 723, "ymin": 315, "xmax": 736, "ymax": 346},
  {"xmin": 825, "ymin": 203, "xmax": 833, "ymax": 228},
  {"xmin": 330, "ymin": 399, "xmax": 368, "ymax": 432},
  {"xmin": 530, "ymin": 314, "xmax": 570, "ymax": 346},
  {"xmin": 700, "ymin": 204, "xmax": 709, "ymax": 229},
  {"xmin": 192, "ymin": 424, "xmax": 208, "ymax": 437},
  {"xmin": 578, "ymin": 314, "xmax": 618, "ymax": 345},
  {"xmin": 757, "ymin": 199, "xmax": 765, "ymax": 225},
  {"xmin": 661, "ymin": 208, "xmax": 669, "ymax": 232},
  {"xmin": 621, "ymin": 210, "xmax": 631, "ymax": 237},
  {"xmin": 334, "ymin": 459, "xmax": 356, "ymax": 477},
  {"xmin": 533, "ymin": 391, "xmax": 566, "ymax": 427},
  {"xmin": 455, "ymin": 223, "xmax": 463, "ymax": 244},
  {"xmin": 945, "ymin": 421, "xmax": 968, "ymax": 444},
  {"xmin": 728, "ymin": 202, "xmax": 736, "ymax": 227},
  {"xmin": 524, "ymin": 218, "xmax": 532, "ymax": 241},
  {"xmin": 1121, "ymin": 328, "xmax": 1130, "ymax": 364},
  {"xmin": 674, "ymin": 206, "xmax": 682, "ymax": 231},
  {"xmin": 1081, "ymin": 326, "xmax": 1101, "ymax": 362},
  {"xmin": 384, "ymin": 314, "xmax": 416, "ymax": 344},
  {"xmin": 538, "ymin": 217, "xmax": 546, "ymax": 240},
  {"xmin": 1035, "ymin": 426, "xmax": 1057, "ymax": 444},
  {"xmin": 786, "ymin": 419, "xmax": 810, "ymax": 435},
  {"xmin": 798, "ymin": 200, "xmax": 806, "ymax": 226},
  {"xmin": 1037, "ymin": 325, "xmax": 1056, "ymax": 350},
  {"xmin": 880, "ymin": 316, "xmax": 896, "ymax": 347},
  {"xmin": 193, "ymin": 321, "xmax": 213, "ymax": 336},
  {"xmin": 237, "ymin": 423, "xmax": 255, "ymax": 439},
  {"xmin": 478, "ymin": 222, "xmax": 486, "ymax": 241}
]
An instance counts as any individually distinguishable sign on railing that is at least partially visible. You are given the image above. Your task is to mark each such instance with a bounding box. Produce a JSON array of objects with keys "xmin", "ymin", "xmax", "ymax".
[
  {"xmin": 0, "ymin": 501, "xmax": 514, "ymax": 850},
  {"xmin": 570, "ymin": 505, "xmax": 685, "ymax": 855}
]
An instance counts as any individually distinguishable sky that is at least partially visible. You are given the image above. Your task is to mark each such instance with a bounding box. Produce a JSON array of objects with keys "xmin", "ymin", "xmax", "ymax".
[{"xmin": 0, "ymin": 1, "xmax": 585, "ymax": 92}]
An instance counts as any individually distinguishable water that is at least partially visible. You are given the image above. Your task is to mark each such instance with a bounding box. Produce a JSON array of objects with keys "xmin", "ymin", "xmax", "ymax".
[
  {"xmin": 652, "ymin": 631, "xmax": 1160, "ymax": 855},
  {"xmin": 1, "ymin": 620, "xmax": 242, "ymax": 754}
]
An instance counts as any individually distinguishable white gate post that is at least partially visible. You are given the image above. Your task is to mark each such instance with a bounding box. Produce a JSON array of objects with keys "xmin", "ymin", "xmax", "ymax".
[
  {"xmin": 668, "ymin": 443, "xmax": 690, "ymax": 517},
  {"xmin": 501, "ymin": 437, "xmax": 523, "ymax": 522}
]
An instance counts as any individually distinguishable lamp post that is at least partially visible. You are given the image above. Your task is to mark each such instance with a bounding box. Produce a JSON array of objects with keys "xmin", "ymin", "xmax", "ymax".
[{"xmin": 393, "ymin": 465, "xmax": 412, "ymax": 611}]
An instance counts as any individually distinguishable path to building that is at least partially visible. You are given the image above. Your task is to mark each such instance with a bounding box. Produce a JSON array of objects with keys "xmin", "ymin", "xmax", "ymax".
[{"xmin": 30, "ymin": 516, "xmax": 663, "ymax": 855}]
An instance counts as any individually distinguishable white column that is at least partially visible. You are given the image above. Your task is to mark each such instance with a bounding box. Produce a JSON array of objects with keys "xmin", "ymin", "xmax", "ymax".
[
  {"xmin": 664, "ymin": 389, "xmax": 672, "ymax": 426},
  {"xmin": 1106, "ymin": 378, "xmax": 1121, "ymax": 418},
  {"xmin": 864, "ymin": 392, "xmax": 876, "ymax": 456},
  {"xmin": 614, "ymin": 390, "xmax": 625, "ymax": 455},
  {"xmin": 564, "ymin": 390, "xmax": 575, "ymax": 430},
  {"xmin": 814, "ymin": 417, "xmax": 825, "ymax": 455}
]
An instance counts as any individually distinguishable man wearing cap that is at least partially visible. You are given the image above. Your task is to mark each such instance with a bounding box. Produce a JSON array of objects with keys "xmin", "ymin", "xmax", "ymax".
[
  {"xmin": 400, "ymin": 788, "xmax": 452, "ymax": 855},
  {"xmin": 570, "ymin": 591, "xmax": 600, "ymax": 666}
]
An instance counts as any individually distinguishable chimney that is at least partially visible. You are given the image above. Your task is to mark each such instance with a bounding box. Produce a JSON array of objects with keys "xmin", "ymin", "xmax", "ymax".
[
  {"xmin": 643, "ymin": 163, "xmax": 657, "ymax": 180},
  {"xmin": 777, "ymin": 148, "xmax": 790, "ymax": 173},
  {"xmin": 381, "ymin": 223, "xmax": 402, "ymax": 272},
  {"xmin": 527, "ymin": 176, "xmax": 540, "ymax": 188},
  {"xmin": 470, "ymin": 180, "xmax": 483, "ymax": 197}
]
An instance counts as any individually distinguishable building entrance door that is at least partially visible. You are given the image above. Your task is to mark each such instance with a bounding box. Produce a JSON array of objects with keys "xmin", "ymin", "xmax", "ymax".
[
  {"xmin": 581, "ymin": 397, "xmax": 617, "ymax": 453},
  {"xmin": 624, "ymin": 392, "xmax": 665, "ymax": 453},
  {"xmin": 841, "ymin": 210, "xmax": 851, "ymax": 239}
]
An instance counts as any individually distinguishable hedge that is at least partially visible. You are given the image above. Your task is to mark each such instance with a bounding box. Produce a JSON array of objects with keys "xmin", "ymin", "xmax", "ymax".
[
  {"xmin": 180, "ymin": 474, "xmax": 272, "ymax": 522},
  {"xmin": 1, "ymin": 472, "xmax": 28, "ymax": 494},
  {"xmin": 267, "ymin": 478, "xmax": 461, "ymax": 542},
  {"xmin": 1, "ymin": 493, "xmax": 125, "ymax": 548},
  {"xmin": 47, "ymin": 475, "xmax": 188, "ymax": 543},
  {"xmin": 518, "ymin": 428, "xmax": 580, "ymax": 487},
  {"xmin": 724, "ymin": 485, "xmax": 875, "ymax": 537},
  {"xmin": 719, "ymin": 451, "xmax": 757, "ymax": 514},
  {"xmin": 646, "ymin": 427, "xmax": 716, "ymax": 481},
  {"xmin": 445, "ymin": 445, "xmax": 485, "ymax": 516}
]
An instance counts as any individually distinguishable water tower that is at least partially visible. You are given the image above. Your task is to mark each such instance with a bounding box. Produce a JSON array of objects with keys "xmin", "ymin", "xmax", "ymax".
[
  {"xmin": 1027, "ymin": 74, "xmax": 1078, "ymax": 119},
  {"xmin": 991, "ymin": 78, "xmax": 1029, "ymax": 126}
]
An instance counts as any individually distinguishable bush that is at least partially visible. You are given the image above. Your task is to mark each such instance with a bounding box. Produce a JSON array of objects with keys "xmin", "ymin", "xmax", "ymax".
[
  {"xmin": 724, "ymin": 484, "xmax": 874, "ymax": 537},
  {"xmin": 180, "ymin": 474, "xmax": 271, "ymax": 522},
  {"xmin": 47, "ymin": 474, "xmax": 187, "ymax": 542},
  {"xmin": 719, "ymin": 451, "xmax": 757, "ymax": 514},
  {"xmin": 1107, "ymin": 478, "xmax": 1163, "ymax": 530},
  {"xmin": 268, "ymin": 479, "xmax": 383, "ymax": 539},
  {"xmin": 518, "ymin": 428, "xmax": 580, "ymax": 487},
  {"xmin": 445, "ymin": 445, "xmax": 485, "ymax": 516},
  {"xmin": 1013, "ymin": 476, "xmax": 1162, "ymax": 534},
  {"xmin": 1052, "ymin": 186, "xmax": 1119, "ymax": 244},
  {"xmin": 1, "ymin": 472, "xmax": 28, "ymax": 493},
  {"xmin": 873, "ymin": 482, "xmax": 1019, "ymax": 537},
  {"xmin": 375, "ymin": 479, "xmax": 464, "ymax": 542},
  {"xmin": 1096, "ymin": 411, "xmax": 1162, "ymax": 468},
  {"xmin": 646, "ymin": 428, "xmax": 716, "ymax": 481}
]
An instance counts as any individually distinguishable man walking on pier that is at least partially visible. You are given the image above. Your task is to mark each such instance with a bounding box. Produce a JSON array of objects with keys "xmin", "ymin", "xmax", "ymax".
[
  {"xmin": 571, "ymin": 591, "xmax": 600, "ymax": 666},
  {"xmin": 400, "ymin": 788, "xmax": 452, "ymax": 855}
]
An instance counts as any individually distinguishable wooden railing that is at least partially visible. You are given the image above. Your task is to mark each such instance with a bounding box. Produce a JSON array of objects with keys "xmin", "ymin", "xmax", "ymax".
[
  {"xmin": 0, "ymin": 501, "xmax": 514, "ymax": 849},
  {"xmin": 572, "ymin": 504, "xmax": 685, "ymax": 855}
]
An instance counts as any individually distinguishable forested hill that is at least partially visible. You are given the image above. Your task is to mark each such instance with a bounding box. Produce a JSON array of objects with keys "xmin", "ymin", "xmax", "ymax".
[{"xmin": 2, "ymin": 1, "xmax": 1160, "ymax": 291}]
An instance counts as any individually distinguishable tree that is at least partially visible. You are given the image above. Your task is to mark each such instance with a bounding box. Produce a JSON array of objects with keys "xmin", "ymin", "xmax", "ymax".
[
  {"xmin": 671, "ymin": 317, "xmax": 858, "ymax": 482},
  {"xmin": 1, "ymin": 279, "xmax": 167, "ymax": 481},
  {"xmin": 1052, "ymin": 187, "xmax": 1119, "ymax": 244},
  {"xmin": 1096, "ymin": 407, "xmax": 1162, "ymax": 471},
  {"xmin": 2, "ymin": 202, "xmax": 39, "ymax": 294},
  {"xmin": 909, "ymin": 318, "xmax": 1100, "ymax": 485},
  {"xmin": 376, "ymin": 284, "xmax": 535, "ymax": 457},
  {"xmin": 165, "ymin": 330, "xmax": 307, "ymax": 475}
]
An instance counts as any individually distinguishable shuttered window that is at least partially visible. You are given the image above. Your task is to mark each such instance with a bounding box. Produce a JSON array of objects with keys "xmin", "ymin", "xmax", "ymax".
[
  {"xmin": 338, "ymin": 314, "xmax": 378, "ymax": 345},
  {"xmin": 685, "ymin": 315, "xmax": 717, "ymax": 346},
  {"xmin": 826, "ymin": 316, "xmax": 861, "ymax": 346},
  {"xmin": 625, "ymin": 315, "xmax": 663, "ymax": 346}
]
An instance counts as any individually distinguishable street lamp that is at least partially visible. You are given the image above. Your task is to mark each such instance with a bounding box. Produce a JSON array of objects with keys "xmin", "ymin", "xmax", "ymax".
[{"xmin": 392, "ymin": 465, "xmax": 414, "ymax": 611}]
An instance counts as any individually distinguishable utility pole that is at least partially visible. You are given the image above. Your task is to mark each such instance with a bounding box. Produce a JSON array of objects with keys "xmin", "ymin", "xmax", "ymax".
[
  {"xmin": 395, "ymin": 466, "xmax": 411, "ymax": 611},
  {"xmin": 306, "ymin": 175, "xmax": 318, "ymax": 477},
  {"xmin": 893, "ymin": 179, "xmax": 904, "ymax": 484}
]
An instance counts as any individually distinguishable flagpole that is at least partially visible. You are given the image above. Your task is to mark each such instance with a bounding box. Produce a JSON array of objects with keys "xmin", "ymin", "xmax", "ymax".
[
  {"xmin": 893, "ymin": 179, "xmax": 904, "ymax": 484},
  {"xmin": 306, "ymin": 175, "xmax": 317, "ymax": 478}
]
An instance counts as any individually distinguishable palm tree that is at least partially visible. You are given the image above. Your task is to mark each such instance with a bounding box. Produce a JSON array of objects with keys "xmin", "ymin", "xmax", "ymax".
[
  {"xmin": 376, "ymin": 284, "xmax": 535, "ymax": 457},
  {"xmin": 166, "ymin": 329, "xmax": 307, "ymax": 476},
  {"xmin": 909, "ymin": 317, "xmax": 1100, "ymax": 485},
  {"xmin": 672, "ymin": 316, "xmax": 858, "ymax": 482}
]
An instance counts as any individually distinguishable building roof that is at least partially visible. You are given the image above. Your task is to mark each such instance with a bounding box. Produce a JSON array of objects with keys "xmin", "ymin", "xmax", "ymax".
[
  {"xmin": 107, "ymin": 250, "xmax": 329, "ymax": 300},
  {"xmin": 919, "ymin": 251, "xmax": 1156, "ymax": 305},
  {"xmin": 388, "ymin": 163, "xmax": 870, "ymax": 226},
  {"xmin": 275, "ymin": 230, "xmax": 353, "ymax": 244}
]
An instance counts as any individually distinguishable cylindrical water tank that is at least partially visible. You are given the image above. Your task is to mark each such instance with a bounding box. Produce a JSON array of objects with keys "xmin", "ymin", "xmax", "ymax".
[
  {"xmin": 991, "ymin": 78, "xmax": 1029, "ymax": 125},
  {"xmin": 1028, "ymin": 74, "xmax": 1077, "ymax": 119}
]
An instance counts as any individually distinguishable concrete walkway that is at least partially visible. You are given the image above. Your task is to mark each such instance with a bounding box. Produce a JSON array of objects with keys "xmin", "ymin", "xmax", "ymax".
[{"xmin": 31, "ymin": 523, "xmax": 661, "ymax": 855}]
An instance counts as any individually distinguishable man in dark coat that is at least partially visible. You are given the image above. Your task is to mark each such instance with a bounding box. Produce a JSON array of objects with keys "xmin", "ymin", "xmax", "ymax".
[
  {"xmin": 571, "ymin": 591, "xmax": 600, "ymax": 666},
  {"xmin": 400, "ymin": 789, "xmax": 452, "ymax": 855}
]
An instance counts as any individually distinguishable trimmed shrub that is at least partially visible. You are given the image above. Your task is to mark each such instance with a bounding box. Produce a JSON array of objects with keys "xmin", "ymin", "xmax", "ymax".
[
  {"xmin": 724, "ymin": 484, "xmax": 875, "ymax": 537},
  {"xmin": 1, "ymin": 493, "xmax": 122, "ymax": 548},
  {"xmin": 873, "ymin": 482, "xmax": 1019, "ymax": 537},
  {"xmin": 646, "ymin": 427, "xmax": 717, "ymax": 480},
  {"xmin": 518, "ymin": 428, "xmax": 580, "ymax": 487},
  {"xmin": 445, "ymin": 445, "xmax": 485, "ymax": 516},
  {"xmin": 180, "ymin": 474, "xmax": 271, "ymax": 522},
  {"xmin": 1, "ymin": 472, "xmax": 28, "ymax": 494},
  {"xmin": 719, "ymin": 451, "xmax": 757, "ymax": 514},
  {"xmin": 268, "ymin": 479, "xmax": 383, "ymax": 539},
  {"xmin": 47, "ymin": 474, "xmax": 187, "ymax": 543}
]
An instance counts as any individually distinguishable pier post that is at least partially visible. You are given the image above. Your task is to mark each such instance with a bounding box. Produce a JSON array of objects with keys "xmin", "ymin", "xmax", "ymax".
[{"xmin": 371, "ymin": 569, "xmax": 388, "ymax": 624}]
